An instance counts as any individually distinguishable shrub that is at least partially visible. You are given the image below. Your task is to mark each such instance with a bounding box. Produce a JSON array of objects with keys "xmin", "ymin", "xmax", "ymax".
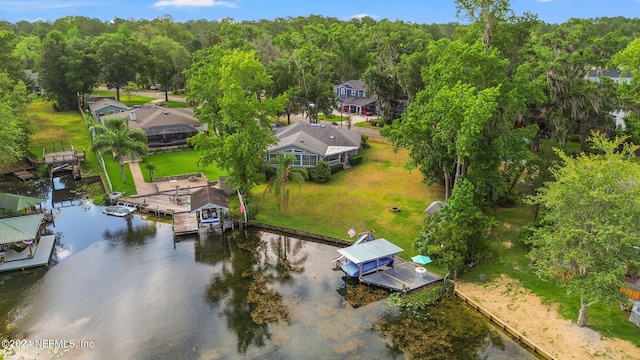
[
  {"xmin": 349, "ymin": 155, "xmax": 363, "ymax": 166},
  {"xmin": 361, "ymin": 135, "xmax": 370, "ymax": 148},
  {"xmin": 330, "ymin": 163, "xmax": 344, "ymax": 174},
  {"xmin": 309, "ymin": 160, "xmax": 331, "ymax": 183}
]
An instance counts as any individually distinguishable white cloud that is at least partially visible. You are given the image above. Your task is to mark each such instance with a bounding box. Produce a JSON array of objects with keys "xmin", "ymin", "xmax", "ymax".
[
  {"xmin": 350, "ymin": 13, "xmax": 378, "ymax": 20},
  {"xmin": 152, "ymin": 0, "xmax": 236, "ymax": 8}
]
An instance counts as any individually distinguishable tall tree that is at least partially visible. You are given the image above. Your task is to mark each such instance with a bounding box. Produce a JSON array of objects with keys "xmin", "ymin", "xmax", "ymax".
[
  {"xmin": 91, "ymin": 117, "xmax": 148, "ymax": 184},
  {"xmin": 94, "ymin": 25, "xmax": 149, "ymax": 101},
  {"xmin": 148, "ymin": 35, "xmax": 191, "ymax": 101},
  {"xmin": 186, "ymin": 47, "xmax": 286, "ymax": 194},
  {"xmin": 39, "ymin": 31, "xmax": 98, "ymax": 110},
  {"xmin": 0, "ymin": 71, "xmax": 32, "ymax": 168},
  {"xmin": 263, "ymin": 153, "xmax": 308, "ymax": 214},
  {"xmin": 526, "ymin": 133, "xmax": 640, "ymax": 327},
  {"xmin": 415, "ymin": 179, "xmax": 489, "ymax": 279}
]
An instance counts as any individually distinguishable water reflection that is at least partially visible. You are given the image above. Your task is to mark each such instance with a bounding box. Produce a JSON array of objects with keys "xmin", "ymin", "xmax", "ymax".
[{"xmin": 0, "ymin": 181, "xmax": 537, "ymax": 359}]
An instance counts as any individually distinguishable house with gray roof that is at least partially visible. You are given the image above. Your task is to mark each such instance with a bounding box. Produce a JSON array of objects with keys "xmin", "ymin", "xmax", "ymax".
[
  {"xmin": 104, "ymin": 105, "xmax": 207, "ymax": 147},
  {"xmin": 335, "ymin": 79, "xmax": 377, "ymax": 115},
  {"xmin": 88, "ymin": 98, "xmax": 129, "ymax": 121},
  {"xmin": 267, "ymin": 121, "xmax": 361, "ymax": 168}
]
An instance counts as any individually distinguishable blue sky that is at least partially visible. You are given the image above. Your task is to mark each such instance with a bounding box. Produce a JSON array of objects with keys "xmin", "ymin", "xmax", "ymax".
[{"xmin": 1, "ymin": 0, "xmax": 638, "ymax": 24}]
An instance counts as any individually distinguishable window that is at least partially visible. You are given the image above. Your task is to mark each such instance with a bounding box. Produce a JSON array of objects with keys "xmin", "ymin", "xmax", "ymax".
[
  {"xmin": 341, "ymin": 88, "xmax": 346, "ymax": 95},
  {"xmin": 302, "ymin": 154, "xmax": 317, "ymax": 166}
]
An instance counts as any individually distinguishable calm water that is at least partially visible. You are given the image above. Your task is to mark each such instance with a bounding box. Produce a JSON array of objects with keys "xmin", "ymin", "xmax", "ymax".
[{"xmin": 0, "ymin": 177, "xmax": 537, "ymax": 359}]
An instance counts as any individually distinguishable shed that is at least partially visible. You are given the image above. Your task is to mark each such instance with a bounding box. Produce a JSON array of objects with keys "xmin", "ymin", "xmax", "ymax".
[
  {"xmin": 337, "ymin": 238, "xmax": 403, "ymax": 278},
  {"xmin": 190, "ymin": 187, "xmax": 229, "ymax": 226},
  {"xmin": 424, "ymin": 200, "xmax": 448, "ymax": 215}
]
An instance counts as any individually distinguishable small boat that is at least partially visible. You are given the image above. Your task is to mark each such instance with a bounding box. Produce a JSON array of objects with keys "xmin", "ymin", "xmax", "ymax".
[
  {"xmin": 103, "ymin": 204, "xmax": 136, "ymax": 217},
  {"xmin": 341, "ymin": 256, "xmax": 394, "ymax": 277},
  {"xmin": 335, "ymin": 238, "xmax": 404, "ymax": 278}
]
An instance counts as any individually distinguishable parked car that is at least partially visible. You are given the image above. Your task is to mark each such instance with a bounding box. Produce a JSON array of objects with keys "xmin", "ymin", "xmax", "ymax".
[
  {"xmin": 149, "ymin": 84, "xmax": 161, "ymax": 90},
  {"xmin": 361, "ymin": 109, "xmax": 374, "ymax": 116}
]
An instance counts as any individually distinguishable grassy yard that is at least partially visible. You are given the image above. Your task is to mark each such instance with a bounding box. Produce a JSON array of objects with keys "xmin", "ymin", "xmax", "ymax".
[
  {"xmin": 251, "ymin": 142, "xmax": 445, "ymax": 257},
  {"xmin": 140, "ymin": 150, "xmax": 225, "ymax": 182},
  {"xmin": 27, "ymin": 99, "xmax": 100, "ymax": 175}
]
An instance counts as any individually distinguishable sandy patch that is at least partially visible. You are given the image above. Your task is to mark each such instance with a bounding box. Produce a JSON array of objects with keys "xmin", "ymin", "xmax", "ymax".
[{"xmin": 456, "ymin": 275, "xmax": 640, "ymax": 360}]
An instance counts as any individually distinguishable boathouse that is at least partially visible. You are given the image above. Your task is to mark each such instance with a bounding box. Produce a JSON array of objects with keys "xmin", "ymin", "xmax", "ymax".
[
  {"xmin": 0, "ymin": 213, "xmax": 56, "ymax": 272},
  {"xmin": 190, "ymin": 186, "xmax": 229, "ymax": 227}
]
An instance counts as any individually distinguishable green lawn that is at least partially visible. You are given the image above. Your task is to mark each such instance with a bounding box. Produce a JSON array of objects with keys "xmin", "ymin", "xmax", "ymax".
[
  {"xmin": 27, "ymin": 99, "xmax": 100, "ymax": 174},
  {"xmin": 251, "ymin": 142, "xmax": 445, "ymax": 257},
  {"xmin": 140, "ymin": 150, "xmax": 226, "ymax": 182}
]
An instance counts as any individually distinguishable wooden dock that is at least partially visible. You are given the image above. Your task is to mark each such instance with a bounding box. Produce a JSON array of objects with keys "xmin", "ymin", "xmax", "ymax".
[
  {"xmin": 360, "ymin": 256, "xmax": 444, "ymax": 292},
  {"xmin": 173, "ymin": 212, "xmax": 199, "ymax": 235},
  {"xmin": 0, "ymin": 235, "xmax": 56, "ymax": 273}
]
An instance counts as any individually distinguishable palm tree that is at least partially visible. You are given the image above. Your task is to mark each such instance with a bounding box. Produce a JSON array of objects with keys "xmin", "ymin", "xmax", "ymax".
[
  {"xmin": 144, "ymin": 162, "xmax": 157, "ymax": 181},
  {"xmin": 263, "ymin": 153, "xmax": 308, "ymax": 214},
  {"xmin": 91, "ymin": 117, "xmax": 148, "ymax": 184}
]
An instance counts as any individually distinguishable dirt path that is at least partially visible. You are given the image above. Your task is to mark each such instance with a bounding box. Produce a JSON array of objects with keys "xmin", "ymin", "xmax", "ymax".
[{"xmin": 456, "ymin": 275, "xmax": 640, "ymax": 360}]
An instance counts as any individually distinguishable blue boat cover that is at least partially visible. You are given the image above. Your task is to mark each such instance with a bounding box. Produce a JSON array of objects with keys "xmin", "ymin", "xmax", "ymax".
[{"xmin": 341, "ymin": 256, "xmax": 393, "ymax": 277}]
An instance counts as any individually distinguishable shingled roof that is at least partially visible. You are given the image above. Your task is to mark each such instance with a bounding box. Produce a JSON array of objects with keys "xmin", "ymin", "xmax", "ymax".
[
  {"xmin": 268, "ymin": 121, "xmax": 361, "ymax": 156},
  {"xmin": 190, "ymin": 186, "xmax": 229, "ymax": 213}
]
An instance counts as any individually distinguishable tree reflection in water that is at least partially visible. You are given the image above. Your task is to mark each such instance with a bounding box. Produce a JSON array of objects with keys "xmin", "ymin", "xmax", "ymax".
[
  {"xmin": 204, "ymin": 230, "xmax": 292, "ymax": 354},
  {"xmin": 373, "ymin": 295, "xmax": 505, "ymax": 359}
]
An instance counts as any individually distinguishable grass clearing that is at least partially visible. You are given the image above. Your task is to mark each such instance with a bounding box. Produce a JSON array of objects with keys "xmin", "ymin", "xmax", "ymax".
[
  {"xmin": 251, "ymin": 142, "xmax": 445, "ymax": 257},
  {"xmin": 141, "ymin": 150, "xmax": 225, "ymax": 181},
  {"xmin": 26, "ymin": 99, "xmax": 100, "ymax": 174}
]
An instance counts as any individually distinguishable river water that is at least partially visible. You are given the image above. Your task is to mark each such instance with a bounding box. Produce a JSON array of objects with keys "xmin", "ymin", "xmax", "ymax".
[{"xmin": 0, "ymin": 177, "xmax": 537, "ymax": 359}]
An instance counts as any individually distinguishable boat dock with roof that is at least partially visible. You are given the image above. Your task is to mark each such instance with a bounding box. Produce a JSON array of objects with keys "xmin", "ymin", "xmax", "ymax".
[{"xmin": 335, "ymin": 237, "xmax": 443, "ymax": 292}]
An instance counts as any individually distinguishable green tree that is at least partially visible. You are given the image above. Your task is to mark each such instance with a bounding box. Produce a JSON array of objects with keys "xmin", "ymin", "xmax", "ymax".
[
  {"xmin": 415, "ymin": 179, "xmax": 489, "ymax": 279},
  {"xmin": 40, "ymin": 31, "xmax": 98, "ymax": 111},
  {"xmin": 526, "ymin": 133, "xmax": 640, "ymax": 327},
  {"xmin": 148, "ymin": 35, "xmax": 191, "ymax": 101},
  {"xmin": 91, "ymin": 117, "xmax": 148, "ymax": 184},
  {"xmin": 144, "ymin": 162, "xmax": 156, "ymax": 181},
  {"xmin": 263, "ymin": 153, "xmax": 308, "ymax": 214},
  {"xmin": 94, "ymin": 26, "xmax": 149, "ymax": 101},
  {"xmin": 186, "ymin": 47, "xmax": 286, "ymax": 194},
  {"xmin": 308, "ymin": 160, "xmax": 331, "ymax": 183},
  {"xmin": 0, "ymin": 71, "xmax": 32, "ymax": 168}
]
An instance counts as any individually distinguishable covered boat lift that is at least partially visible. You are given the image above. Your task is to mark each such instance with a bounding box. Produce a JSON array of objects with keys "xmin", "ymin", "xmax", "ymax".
[{"xmin": 337, "ymin": 238, "xmax": 403, "ymax": 279}]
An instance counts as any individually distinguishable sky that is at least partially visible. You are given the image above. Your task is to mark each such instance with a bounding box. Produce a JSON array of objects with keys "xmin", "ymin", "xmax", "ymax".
[{"xmin": 1, "ymin": 0, "xmax": 639, "ymax": 25}]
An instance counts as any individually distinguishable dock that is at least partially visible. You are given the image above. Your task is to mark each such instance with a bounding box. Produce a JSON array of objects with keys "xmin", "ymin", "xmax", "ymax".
[
  {"xmin": 0, "ymin": 235, "xmax": 56, "ymax": 273},
  {"xmin": 360, "ymin": 256, "xmax": 444, "ymax": 292},
  {"xmin": 173, "ymin": 212, "xmax": 199, "ymax": 235}
]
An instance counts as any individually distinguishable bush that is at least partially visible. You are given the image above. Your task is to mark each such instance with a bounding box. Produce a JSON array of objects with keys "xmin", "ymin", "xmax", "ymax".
[
  {"xmin": 330, "ymin": 163, "xmax": 344, "ymax": 174},
  {"xmin": 349, "ymin": 155, "xmax": 363, "ymax": 166},
  {"xmin": 309, "ymin": 160, "xmax": 331, "ymax": 183},
  {"xmin": 361, "ymin": 135, "xmax": 370, "ymax": 148}
]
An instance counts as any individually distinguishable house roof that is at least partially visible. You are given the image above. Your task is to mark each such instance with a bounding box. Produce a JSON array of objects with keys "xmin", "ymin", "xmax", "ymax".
[
  {"xmin": 0, "ymin": 214, "xmax": 45, "ymax": 244},
  {"xmin": 104, "ymin": 106, "xmax": 202, "ymax": 131},
  {"xmin": 269, "ymin": 121, "xmax": 361, "ymax": 156},
  {"xmin": 88, "ymin": 98, "xmax": 129, "ymax": 113},
  {"xmin": 424, "ymin": 200, "xmax": 448, "ymax": 214},
  {"xmin": 0, "ymin": 193, "xmax": 44, "ymax": 212},
  {"xmin": 340, "ymin": 96, "xmax": 376, "ymax": 107},
  {"xmin": 337, "ymin": 238, "xmax": 403, "ymax": 264},
  {"xmin": 587, "ymin": 70, "xmax": 633, "ymax": 78},
  {"xmin": 336, "ymin": 79, "xmax": 366, "ymax": 91},
  {"xmin": 190, "ymin": 186, "xmax": 229, "ymax": 212}
]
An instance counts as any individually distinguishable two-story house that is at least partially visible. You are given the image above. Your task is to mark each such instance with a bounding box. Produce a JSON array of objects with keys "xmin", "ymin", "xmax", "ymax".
[
  {"xmin": 334, "ymin": 80, "xmax": 377, "ymax": 116},
  {"xmin": 586, "ymin": 70, "xmax": 633, "ymax": 129}
]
